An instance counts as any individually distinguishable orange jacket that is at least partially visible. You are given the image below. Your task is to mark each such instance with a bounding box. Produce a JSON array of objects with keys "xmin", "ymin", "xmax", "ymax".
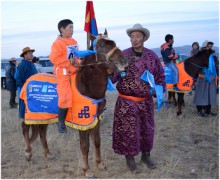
[{"xmin": 49, "ymin": 36, "xmax": 80, "ymax": 75}]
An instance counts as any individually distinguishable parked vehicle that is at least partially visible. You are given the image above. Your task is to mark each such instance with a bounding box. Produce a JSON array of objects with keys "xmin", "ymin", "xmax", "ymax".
[
  {"xmin": 38, "ymin": 57, "xmax": 54, "ymax": 74},
  {"xmin": 1, "ymin": 60, "xmax": 9, "ymax": 89}
]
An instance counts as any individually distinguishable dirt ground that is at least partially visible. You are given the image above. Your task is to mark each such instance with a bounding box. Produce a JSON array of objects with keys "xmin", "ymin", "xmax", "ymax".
[{"xmin": 1, "ymin": 89, "xmax": 219, "ymax": 179}]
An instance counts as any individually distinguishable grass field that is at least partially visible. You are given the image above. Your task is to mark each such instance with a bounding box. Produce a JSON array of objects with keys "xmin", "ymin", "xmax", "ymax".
[{"xmin": 1, "ymin": 89, "xmax": 219, "ymax": 178}]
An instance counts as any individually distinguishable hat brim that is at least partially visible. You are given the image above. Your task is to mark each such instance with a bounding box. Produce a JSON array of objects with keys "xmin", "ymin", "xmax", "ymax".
[
  {"xmin": 126, "ymin": 28, "xmax": 150, "ymax": 41},
  {"xmin": 20, "ymin": 49, "xmax": 35, "ymax": 57}
]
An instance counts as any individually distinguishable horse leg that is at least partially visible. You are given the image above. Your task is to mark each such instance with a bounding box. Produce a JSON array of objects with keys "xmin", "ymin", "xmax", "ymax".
[
  {"xmin": 22, "ymin": 122, "xmax": 32, "ymax": 161},
  {"xmin": 172, "ymin": 92, "xmax": 177, "ymax": 106},
  {"xmin": 91, "ymin": 121, "xmax": 107, "ymax": 171},
  {"xmin": 182, "ymin": 94, "xmax": 185, "ymax": 107},
  {"xmin": 39, "ymin": 124, "xmax": 53, "ymax": 158},
  {"xmin": 79, "ymin": 130, "xmax": 94, "ymax": 178},
  {"xmin": 168, "ymin": 91, "xmax": 172, "ymax": 101},
  {"xmin": 177, "ymin": 93, "xmax": 184, "ymax": 116}
]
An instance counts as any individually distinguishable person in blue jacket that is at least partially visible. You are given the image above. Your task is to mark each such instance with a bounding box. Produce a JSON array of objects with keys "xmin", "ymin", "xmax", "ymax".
[
  {"xmin": 5, "ymin": 57, "xmax": 17, "ymax": 108},
  {"xmin": 15, "ymin": 47, "xmax": 37, "ymax": 120},
  {"xmin": 161, "ymin": 34, "xmax": 179, "ymax": 89}
]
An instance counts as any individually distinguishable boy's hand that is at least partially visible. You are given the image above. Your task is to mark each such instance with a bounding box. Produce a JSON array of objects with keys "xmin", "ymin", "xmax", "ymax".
[{"xmin": 70, "ymin": 58, "xmax": 80, "ymax": 68}]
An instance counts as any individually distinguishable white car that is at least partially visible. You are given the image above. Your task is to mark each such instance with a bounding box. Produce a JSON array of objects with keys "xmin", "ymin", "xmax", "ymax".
[
  {"xmin": 38, "ymin": 57, "xmax": 54, "ymax": 74},
  {"xmin": 1, "ymin": 60, "xmax": 9, "ymax": 89}
]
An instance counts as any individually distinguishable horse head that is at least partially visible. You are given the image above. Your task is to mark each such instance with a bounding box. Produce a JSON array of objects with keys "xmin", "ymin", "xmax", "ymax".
[
  {"xmin": 184, "ymin": 49, "xmax": 217, "ymax": 79},
  {"xmin": 89, "ymin": 29, "xmax": 128, "ymax": 73}
]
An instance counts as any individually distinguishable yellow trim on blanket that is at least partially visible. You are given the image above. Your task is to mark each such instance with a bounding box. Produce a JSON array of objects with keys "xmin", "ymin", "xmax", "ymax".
[
  {"xmin": 66, "ymin": 113, "xmax": 103, "ymax": 131},
  {"xmin": 25, "ymin": 118, "xmax": 58, "ymax": 125}
]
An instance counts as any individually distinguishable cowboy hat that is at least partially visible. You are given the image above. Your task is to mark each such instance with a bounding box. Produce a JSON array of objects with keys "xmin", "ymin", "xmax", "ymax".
[
  {"xmin": 9, "ymin": 57, "xmax": 16, "ymax": 61},
  {"xmin": 20, "ymin": 47, "xmax": 35, "ymax": 57},
  {"xmin": 126, "ymin": 23, "xmax": 150, "ymax": 41}
]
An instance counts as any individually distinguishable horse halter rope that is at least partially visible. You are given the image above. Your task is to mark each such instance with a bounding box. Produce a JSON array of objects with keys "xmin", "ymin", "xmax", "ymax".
[{"xmin": 185, "ymin": 59, "xmax": 203, "ymax": 69}]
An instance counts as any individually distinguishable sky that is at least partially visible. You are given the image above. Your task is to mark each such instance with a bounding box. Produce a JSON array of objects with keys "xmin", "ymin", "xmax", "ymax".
[{"xmin": 1, "ymin": 0, "xmax": 219, "ymax": 59}]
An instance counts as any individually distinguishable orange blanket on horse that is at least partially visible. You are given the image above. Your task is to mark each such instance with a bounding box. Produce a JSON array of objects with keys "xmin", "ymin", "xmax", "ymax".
[
  {"xmin": 20, "ymin": 73, "xmax": 104, "ymax": 130},
  {"xmin": 163, "ymin": 62, "xmax": 193, "ymax": 93}
]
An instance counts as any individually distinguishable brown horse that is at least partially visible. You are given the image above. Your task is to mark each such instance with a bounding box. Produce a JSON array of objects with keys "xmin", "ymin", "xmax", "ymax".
[
  {"xmin": 184, "ymin": 49, "xmax": 218, "ymax": 79},
  {"xmin": 21, "ymin": 30, "xmax": 128, "ymax": 178},
  {"xmin": 168, "ymin": 49, "xmax": 218, "ymax": 116},
  {"xmin": 75, "ymin": 31, "xmax": 127, "ymax": 177}
]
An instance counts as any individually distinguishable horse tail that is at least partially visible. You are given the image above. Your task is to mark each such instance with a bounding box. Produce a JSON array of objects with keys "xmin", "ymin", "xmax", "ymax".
[{"xmin": 29, "ymin": 125, "xmax": 39, "ymax": 144}]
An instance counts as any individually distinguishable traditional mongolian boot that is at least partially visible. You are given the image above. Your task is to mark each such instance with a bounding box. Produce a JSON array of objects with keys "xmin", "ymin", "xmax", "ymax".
[
  {"xmin": 205, "ymin": 105, "xmax": 217, "ymax": 116},
  {"xmin": 197, "ymin": 105, "xmax": 205, "ymax": 117},
  {"xmin": 125, "ymin": 156, "xmax": 139, "ymax": 173},
  {"xmin": 58, "ymin": 108, "xmax": 68, "ymax": 133},
  {"xmin": 141, "ymin": 152, "xmax": 156, "ymax": 169}
]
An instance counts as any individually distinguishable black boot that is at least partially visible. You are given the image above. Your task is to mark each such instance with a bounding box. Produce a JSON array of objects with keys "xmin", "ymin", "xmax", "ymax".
[
  {"xmin": 141, "ymin": 152, "xmax": 156, "ymax": 169},
  {"xmin": 125, "ymin": 156, "xmax": 139, "ymax": 173},
  {"xmin": 205, "ymin": 105, "xmax": 217, "ymax": 116},
  {"xmin": 58, "ymin": 108, "xmax": 68, "ymax": 133},
  {"xmin": 197, "ymin": 106, "xmax": 205, "ymax": 117}
]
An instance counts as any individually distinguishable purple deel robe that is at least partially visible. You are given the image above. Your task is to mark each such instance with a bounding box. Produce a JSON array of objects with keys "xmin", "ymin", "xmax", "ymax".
[{"xmin": 111, "ymin": 47, "xmax": 166, "ymax": 156}]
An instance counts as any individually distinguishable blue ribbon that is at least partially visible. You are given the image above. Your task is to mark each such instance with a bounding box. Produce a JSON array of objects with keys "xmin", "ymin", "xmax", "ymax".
[
  {"xmin": 202, "ymin": 54, "xmax": 217, "ymax": 82},
  {"xmin": 71, "ymin": 49, "xmax": 97, "ymax": 58},
  {"xmin": 107, "ymin": 77, "xmax": 116, "ymax": 91},
  {"xmin": 141, "ymin": 70, "xmax": 164, "ymax": 111}
]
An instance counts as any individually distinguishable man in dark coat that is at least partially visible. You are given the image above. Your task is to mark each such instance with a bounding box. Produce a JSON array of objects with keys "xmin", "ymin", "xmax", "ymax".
[
  {"xmin": 14, "ymin": 47, "xmax": 37, "ymax": 120},
  {"xmin": 5, "ymin": 57, "xmax": 17, "ymax": 108}
]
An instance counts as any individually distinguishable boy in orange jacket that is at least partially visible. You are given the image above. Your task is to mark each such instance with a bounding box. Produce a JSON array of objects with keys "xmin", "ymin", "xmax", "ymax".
[{"xmin": 50, "ymin": 19, "xmax": 80, "ymax": 133}]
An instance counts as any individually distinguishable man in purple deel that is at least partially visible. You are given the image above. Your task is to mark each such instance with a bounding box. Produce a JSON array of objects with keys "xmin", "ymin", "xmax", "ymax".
[{"xmin": 110, "ymin": 23, "xmax": 166, "ymax": 173}]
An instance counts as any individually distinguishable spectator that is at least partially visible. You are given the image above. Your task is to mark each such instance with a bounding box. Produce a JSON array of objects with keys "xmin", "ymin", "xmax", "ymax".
[
  {"xmin": 110, "ymin": 23, "xmax": 166, "ymax": 173},
  {"xmin": 49, "ymin": 19, "xmax": 80, "ymax": 133},
  {"xmin": 15, "ymin": 47, "xmax": 38, "ymax": 120},
  {"xmin": 32, "ymin": 56, "xmax": 42, "ymax": 72},
  {"xmin": 161, "ymin": 34, "xmax": 179, "ymax": 89},
  {"xmin": 190, "ymin": 42, "xmax": 199, "ymax": 56},
  {"xmin": 193, "ymin": 40, "xmax": 218, "ymax": 116},
  {"xmin": 5, "ymin": 57, "xmax": 17, "ymax": 108}
]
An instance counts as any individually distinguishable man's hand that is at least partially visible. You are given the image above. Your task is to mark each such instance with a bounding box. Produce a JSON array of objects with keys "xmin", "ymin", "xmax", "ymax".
[{"xmin": 107, "ymin": 68, "xmax": 114, "ymax": 75}]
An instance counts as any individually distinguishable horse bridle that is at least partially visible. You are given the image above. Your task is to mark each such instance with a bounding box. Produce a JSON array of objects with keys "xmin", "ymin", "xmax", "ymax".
[{"xmin": 78, "ymin": 46, "xmax": 118, "ymax": 67}]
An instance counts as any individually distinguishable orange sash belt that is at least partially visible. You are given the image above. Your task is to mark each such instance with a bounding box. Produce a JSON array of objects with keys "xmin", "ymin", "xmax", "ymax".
[
  {"xmin": 199, "ymin": 74, "xmax": 205, "ymax": 78},
  {"xmin": 118, "ymin": 93, "xmax": 147, "ymax": 102}
]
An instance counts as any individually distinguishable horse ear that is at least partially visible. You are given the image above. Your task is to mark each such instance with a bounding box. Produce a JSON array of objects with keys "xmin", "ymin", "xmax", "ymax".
[
  {"xmin": 104, "ymin": 29, "xmax": 108, "ymax": 36},
  {"xmin": 90, "ymin": 33, "xmax": 96, "ymax": 42}
]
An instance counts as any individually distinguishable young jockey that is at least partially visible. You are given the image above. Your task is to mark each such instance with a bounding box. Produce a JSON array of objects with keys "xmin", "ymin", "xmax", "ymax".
[
  {"xmin": 49, "ymin": 19, "xmax": 80, "ymax": 133},
  {"xmin": 161, "ymin": 34, "xmax": 179, "ymax": 89}
]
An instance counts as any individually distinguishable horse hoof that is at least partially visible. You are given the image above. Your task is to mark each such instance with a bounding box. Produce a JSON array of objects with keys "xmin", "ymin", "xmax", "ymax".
[
  {"xmin": 97, "ymin": 161, "xmax": 107, "ymax": 171},
  {"xmin": 25, "ymin": 152, "xmax": 32, "ymax": 161},
  {"xmin": 84, "ymin": 169, "xmax": 96, "ymax": 179},
  {"xmin": 46, "ymin": 153, "xmax": 56, "ymax": 160},
  {"xmin": 177, "ymin": 112, "xmax": 182, "ymax": 116},
  {"xmin": 88, "ymin": 176, "xmax": 97, "ymax": 179}
]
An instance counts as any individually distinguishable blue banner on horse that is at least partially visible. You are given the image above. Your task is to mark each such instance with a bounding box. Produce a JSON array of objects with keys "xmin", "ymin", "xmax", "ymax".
[{"xmin": 26, "ymin": 80, "xmax": 58, "ymax": 114}]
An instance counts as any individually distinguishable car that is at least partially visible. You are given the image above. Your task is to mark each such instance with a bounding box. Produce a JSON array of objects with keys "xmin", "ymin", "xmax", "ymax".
[
  {"xmin": 38, "ymin": 57, "xmax": 54, "ymax": 74},
  {"xmin": 1, "ymin": 60, "xmax": 10, "ymax": 89}
]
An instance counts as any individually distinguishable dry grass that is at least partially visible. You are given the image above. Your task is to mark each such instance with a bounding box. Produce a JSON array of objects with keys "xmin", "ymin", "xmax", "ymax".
[{"xmin": 1, "ymin": 89, "xmax": 219, "ymax": 179}]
